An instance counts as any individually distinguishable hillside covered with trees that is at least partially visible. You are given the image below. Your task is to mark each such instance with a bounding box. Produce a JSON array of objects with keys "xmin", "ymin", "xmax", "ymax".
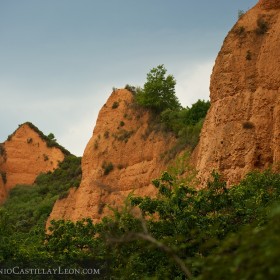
[{"xmin": 1, "ymin": 159, "xmax": 280, "ymax": 279}]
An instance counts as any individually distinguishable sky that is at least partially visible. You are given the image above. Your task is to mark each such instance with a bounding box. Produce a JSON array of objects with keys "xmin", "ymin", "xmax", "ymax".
[{"xmin": 0, "ymin": 0, "xmax": 257, "ymax": 156}]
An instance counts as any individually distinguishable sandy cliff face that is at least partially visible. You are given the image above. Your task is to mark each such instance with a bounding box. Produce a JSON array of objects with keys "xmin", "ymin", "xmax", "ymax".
[
  {"xmin": 195, "ymin": 0, "xmax": 280, "ymax": 185},
  {"xmin": 0, "ymin": 176, "xmax": 6, "ymax": 204},
  {"xmin": 258, "ymin": 0, "xmax": 280, "ymax": 9},
  {"xmin": 49, "ymin": 89, "xmax": 176, "ymax": 222},
  {"xmin": 0, "ymin": 123, "xmax": 65, "ymax": 203}
]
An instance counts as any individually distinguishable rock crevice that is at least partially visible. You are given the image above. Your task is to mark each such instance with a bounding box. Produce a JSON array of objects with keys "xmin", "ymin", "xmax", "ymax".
[{"xmin": 0, "ymin": 123, "xmax": 65, "ymax": 203}]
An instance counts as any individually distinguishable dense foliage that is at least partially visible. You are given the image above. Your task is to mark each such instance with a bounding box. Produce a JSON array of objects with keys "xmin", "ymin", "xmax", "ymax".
[
  {"xmin": 134, "ymin": 66, "xmax": 210, "ymax": 150},
  {"xmin": 136, "ymin": 65, "xmax": 181, "ymax": 113},
  {"xmin": 44, "ymin": 169, "xmax": 280, "ymax": 279},
  {"xmin": 0, "ymin": 155, "xmax": 82, "ymax": 279},
  {"xmin": 94, "ymin": 169, "xmax": 280, "ymax": 279},
  {"xmin": 1, "ymin": 160, "xmax": 280, "ymax": 279},
  {"xmin": 161, "ymin": 99, "xmax": 210, "ymax": 149}
]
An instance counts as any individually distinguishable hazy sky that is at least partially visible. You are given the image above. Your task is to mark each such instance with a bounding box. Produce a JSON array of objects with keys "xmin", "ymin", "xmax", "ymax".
[{"xmin": 0, "ymin": 0, "xmax": 257, "ymax": 156}]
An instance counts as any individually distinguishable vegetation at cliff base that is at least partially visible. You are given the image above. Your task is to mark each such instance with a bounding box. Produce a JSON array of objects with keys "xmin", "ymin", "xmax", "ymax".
[
  {"xmin": 3, "ymin": 155, "xmax": 81, "ymax": 232},
  {"xmin": 0, "ymin": 155, "xmax": 82, "ymax": 279},
  {"xmin": 1, "ymin": 163, "xmax": 280, "ymax": 279}
]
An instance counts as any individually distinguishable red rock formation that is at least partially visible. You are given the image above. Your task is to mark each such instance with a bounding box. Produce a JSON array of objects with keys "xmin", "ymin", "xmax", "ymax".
[
  {"xmin": 48, "ymin": 89, "xmax": 176, "ymax": 223},
  {"xmin": 258, "ymin": 0, "xmax": 280, "ymax": 9},
  {"xmin": 195, "ymin": 1, "xmax": 280, "ymax": 185},
  {"xmin": 48, "ymin": 0, "xmax": 280, "ymax": 224},
  {"xmin": 0, "ymin": 123, "xmax": 65, "ymax": 203}
]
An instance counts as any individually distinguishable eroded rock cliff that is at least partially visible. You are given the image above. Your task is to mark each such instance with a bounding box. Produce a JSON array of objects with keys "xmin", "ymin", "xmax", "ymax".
[
  {"xmin": 48, "ymin": 0, "xmax": 280, "ymax": 223},
  {"xmin": 195, "ymin": 0, "xmax": 280, "ymax": 184},
  {"xmin": 0, "ymin": 123, "xmax": 66, "ymax": 203},
  {"xmin": 49, "ymin": 89, "xmax": 176, "ymax": 222}
]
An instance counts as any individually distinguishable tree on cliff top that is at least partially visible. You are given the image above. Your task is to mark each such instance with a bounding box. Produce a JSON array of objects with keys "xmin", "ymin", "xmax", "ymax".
[{"xmin": 136, "ymin": 65, "xmax": 181, "ymax": 113}]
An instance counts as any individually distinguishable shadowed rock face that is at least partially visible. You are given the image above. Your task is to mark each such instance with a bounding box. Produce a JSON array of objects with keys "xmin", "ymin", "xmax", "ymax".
[
  {"xmin": 48, "ymin": 89, "xmax": 176, "ymax": 223},
  {"xmin": 0, "ymin": 176, "xmax": 6, "ymax": 204},
  {"xmin": 195, "ymin": 1, "xmax": 280, "ymax": 185},
  {"xmin": 0, "ymin": 123, "xmax": 65, "ymax": 203}
]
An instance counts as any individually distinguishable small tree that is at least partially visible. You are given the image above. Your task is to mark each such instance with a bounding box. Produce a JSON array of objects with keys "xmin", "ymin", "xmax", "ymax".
[
  {"xmin": 238, "ymin": 9, "xmax": 245, "ymax": 19},
  {"xmin": 47, "ymin": 133, "xmax": 56, "ymax": 142},
  {"xmin": 136, "ymin": 65, "xmax": 181, "ymax": 113}
]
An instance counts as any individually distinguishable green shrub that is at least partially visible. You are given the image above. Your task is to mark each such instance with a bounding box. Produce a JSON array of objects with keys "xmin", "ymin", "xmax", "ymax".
[
  {"xmin": 43, "ymin": 154, "xmax": 49, "ymax": 161},
  {"xmin": 115, "ymin": 130, "xmax": 134, "ymax": 142},
  {"xmin": 47, "ymin": 133, "xmax": 56, "ymax": 141},
  {"xmin": 160, "ymin": 99, "xmax": 210, "ymax": 152},
  {"xmin": 243, "ymin": 121, "xmax": 255, "ymax": 129},
  {"xmin": 112, "ymin": 101, "xmax": 119, "ymax": 109},
  {"xmin": 256, "ymin": 17, "xmax": 268, "ymax": 35},
  {"xmin": 236, "ymin": 25, "xmax": 245, "ymax": 35},
  {"xmin": 35, "ymin": 155, "xmax": 82, "ymax": 188},
  {"xmin": 124, "ymin": 84, "xmax": 137, "ymax": 94},
  {"xmin": 104, "ymin": 130, "xmax": 110, "ymax": 139},
  {"xmin": 58, "ymin": 190, "xmax": 70, "ymax": 200},
  {"xmin": 102, "ymin": 161, "xmax": 114, "ymax": 175},
  {"xmin": 119, "ymin": 121, "xmax": 125, "ymax": 127}
]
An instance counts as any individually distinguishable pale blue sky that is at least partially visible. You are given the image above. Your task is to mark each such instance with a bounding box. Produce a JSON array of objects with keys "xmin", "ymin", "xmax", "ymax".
[{"xmin": 0, "ymin": 0, "xmax": 257, "ymax": 156}]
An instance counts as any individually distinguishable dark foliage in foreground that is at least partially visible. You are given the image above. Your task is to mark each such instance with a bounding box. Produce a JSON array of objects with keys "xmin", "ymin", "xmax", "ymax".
[{"xmin": 1, "ymin": 165, "xmax": 280, "ymax": 279}]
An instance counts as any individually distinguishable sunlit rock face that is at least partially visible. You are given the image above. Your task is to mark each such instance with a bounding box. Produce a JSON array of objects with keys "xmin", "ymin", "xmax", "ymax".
[
  {"xmin": 0, "ymin": 123, "xmax": 65, "ymax": 203},
  {"xmin": 48, "ymin": 89, "xmax": 176, "ymax": 224},
  {"xmin": 195, "ymin": 1, "xmax": 280, "ymax": 185}
]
